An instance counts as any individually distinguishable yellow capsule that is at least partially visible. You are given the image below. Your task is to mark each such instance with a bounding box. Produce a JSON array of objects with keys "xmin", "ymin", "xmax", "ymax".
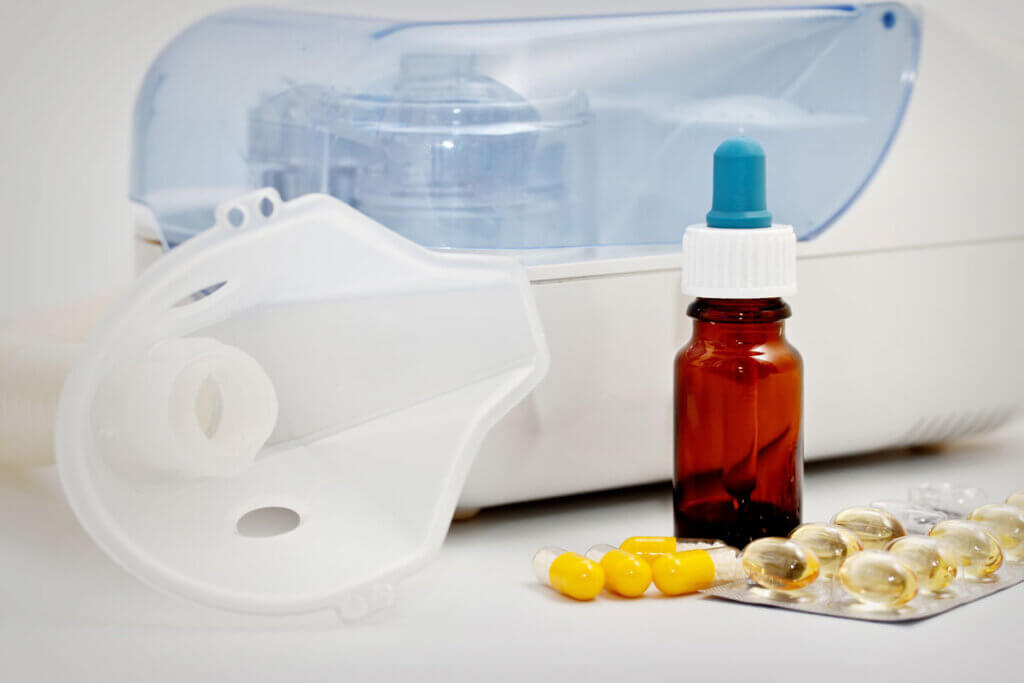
[
  {"xmin": 837, "ymin": 550, "xmax": 918, "ymax": 608},
  {"xmin": 620, "ymin": 536, "xmax": 724, "ymax": 562},
  {"xmin": 584, "ymin": 545, "xmax": 652, "ymax": 597},
  {"xmin": 651, "ymin": 547, "xmax": 742, "ymax": 596},
  {"xmin": 741, "ymin": 537, "xmax": 820, "ymax": 591},
  {"xmin": 1007, "ymin": 490, "xmax": 1024, "ymax": 511},
  {"xmin": 789, "ymin": 523, "xmax": 863, "ymax": 578},
  {"xmin": 832, "ymin": 506, "xmax": 906, "ymax": 550},
  {"xmin": 532, "ymin": 547, "xmax": 605, "ymax": 601},
  {"xmin": 885, "ymin": 535, "xmax": 958, "ymax": 592},
  {"xmin": 929, "ymin": 520, "xmax": 1003, "ymax": 579},
  {"xmin": 968, "ymin": 504, "xmax": 1024, "ymax": 561}
]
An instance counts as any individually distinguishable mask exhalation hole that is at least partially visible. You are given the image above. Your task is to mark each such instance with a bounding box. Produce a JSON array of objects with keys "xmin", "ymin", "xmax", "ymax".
[{"xmin": 237, "ymin": 507, "xmax": 301, "ymax": 538}]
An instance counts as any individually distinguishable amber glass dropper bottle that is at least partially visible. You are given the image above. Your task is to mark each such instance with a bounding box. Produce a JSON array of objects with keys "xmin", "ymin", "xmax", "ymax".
[{"xmin": 674, "ymin": 137, "xmax": 802, "ymax": 549}]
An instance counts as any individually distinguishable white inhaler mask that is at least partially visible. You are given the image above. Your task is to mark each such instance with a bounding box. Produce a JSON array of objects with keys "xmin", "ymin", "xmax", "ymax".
[{"xmin": 55, "ymin": 189, "xmax": 548, "ymax": 619}]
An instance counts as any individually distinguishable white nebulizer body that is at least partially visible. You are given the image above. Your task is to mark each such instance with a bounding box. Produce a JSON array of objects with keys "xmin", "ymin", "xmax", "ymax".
[{"xmin": 129, "ymin": 5, "xmax": 1024, "ymax": 511}]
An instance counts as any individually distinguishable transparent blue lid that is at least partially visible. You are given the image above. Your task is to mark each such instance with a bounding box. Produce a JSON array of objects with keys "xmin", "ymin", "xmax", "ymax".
[{"xmin": 132, "ymin": 4, "xmax": 918, "ymax": 251}]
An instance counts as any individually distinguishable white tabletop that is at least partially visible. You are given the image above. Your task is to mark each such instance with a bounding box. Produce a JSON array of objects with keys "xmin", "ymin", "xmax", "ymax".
[{"xmin": 3, "ymin": 421, "xmax": 1023, "ymax": 682}]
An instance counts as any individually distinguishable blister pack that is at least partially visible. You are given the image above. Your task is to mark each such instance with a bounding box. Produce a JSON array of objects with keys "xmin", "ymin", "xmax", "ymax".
[{"xmin": 703, "ymin": 484, "xmax": 1024, "ymax": 622}]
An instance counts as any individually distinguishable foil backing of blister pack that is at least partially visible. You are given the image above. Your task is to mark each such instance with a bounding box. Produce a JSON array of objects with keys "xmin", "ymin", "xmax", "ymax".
[{"xmin": 703, "ymin": 560, "xmax": 1024, "ymax": 622}]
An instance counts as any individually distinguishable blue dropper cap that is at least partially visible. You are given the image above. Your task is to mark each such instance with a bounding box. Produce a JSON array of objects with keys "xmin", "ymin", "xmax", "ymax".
[{"xmin": 705, "ymin": 137, "xmax": 772, "ymax": 229}]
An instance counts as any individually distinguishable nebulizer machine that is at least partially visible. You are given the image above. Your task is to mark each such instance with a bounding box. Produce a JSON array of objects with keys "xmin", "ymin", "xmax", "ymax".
[{"xmin": 3, "ymin": 3, "xmax": 1024, "ymax": 618}]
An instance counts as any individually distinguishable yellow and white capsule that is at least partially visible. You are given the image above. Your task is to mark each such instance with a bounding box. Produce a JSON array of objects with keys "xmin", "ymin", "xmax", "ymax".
[
  {"xmin": 929, "ymin": 520, "xmax": 1003, "ymax": 579},
  {"xmin": 968, "ymin": 504, "xmax": 1024, "ymax": 561},
  {"xmin": 651, "ymin": 546, "xmax": 742, "ymax": 596},
  {"xmin": 584, "ymin": 545, "xmax": 652, "ymax": 597},
  {"xmin": 620, "ymin": 536, "xmax": 725, "ymax": 562},
  {"xmin": 533, "ymin": 547, "xmax": 605, "ymax": 601}
]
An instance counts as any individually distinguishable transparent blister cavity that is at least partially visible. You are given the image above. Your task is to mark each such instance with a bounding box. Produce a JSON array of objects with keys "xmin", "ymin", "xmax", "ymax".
[
  {"xmin": 909, "ymin": 483, "xmax": 989, "ymax": 518},
  {"xmin": 870, "ymin": 500, "xmax": 949, "ymax": 534}
]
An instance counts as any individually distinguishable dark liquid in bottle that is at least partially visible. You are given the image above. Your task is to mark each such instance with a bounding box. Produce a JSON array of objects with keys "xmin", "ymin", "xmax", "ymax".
[{"xmin": 673, "ymin": 298, "xmax": 803, "ymax": 548}]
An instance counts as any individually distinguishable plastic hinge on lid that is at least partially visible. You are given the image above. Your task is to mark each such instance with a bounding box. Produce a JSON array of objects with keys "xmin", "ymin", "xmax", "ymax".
[{"xmin": 54, "ymin": 189, "xmax": 549, "ymax": 618}]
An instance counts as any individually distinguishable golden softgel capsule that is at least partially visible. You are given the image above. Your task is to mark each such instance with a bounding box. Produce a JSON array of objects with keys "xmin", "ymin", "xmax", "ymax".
[
  {"xmin": 831, "ymin": 506, "xmax": 906, "ymax": 550},
  {"xmin": 1007, "ymin": 490, "xmax": 1024, "ymax": 511},
  {"xmin": 968, "ymin": 504, "xmax": 1024, "ymax": 561},
  {"xmin": 789, "ymin": 523, "xmax": 862, "ymax": 578},
  {"xmin": 651, "ymin": 547, "xmax": 742, "ymax": 596},
  {"xmin": 584, "ymin": 545, "xmax": 652, "ymax": 597},
  {"xmin": 929, "ymin": 520, "xmax": 1003, "ymax": 579},
  {"xmin": 837, "ymin": 550, "xmax": 918, "ymax": 608},
  {"xmin": 741, "ymin": 537, "xmax": 820, "ymax": 591},
  {"xmin": 885, "ymin": 535, "xmax": 958, "ymax": 592},
  {"xmin": 533, "ymin": 547, "xmax": 604, "ymax": 600}
]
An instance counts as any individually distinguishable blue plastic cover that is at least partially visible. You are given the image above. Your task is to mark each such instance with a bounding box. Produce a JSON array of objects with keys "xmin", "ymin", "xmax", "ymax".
[{"xmin": 132, "ymin": 4, "xmax": 919, "ymax": 251}]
